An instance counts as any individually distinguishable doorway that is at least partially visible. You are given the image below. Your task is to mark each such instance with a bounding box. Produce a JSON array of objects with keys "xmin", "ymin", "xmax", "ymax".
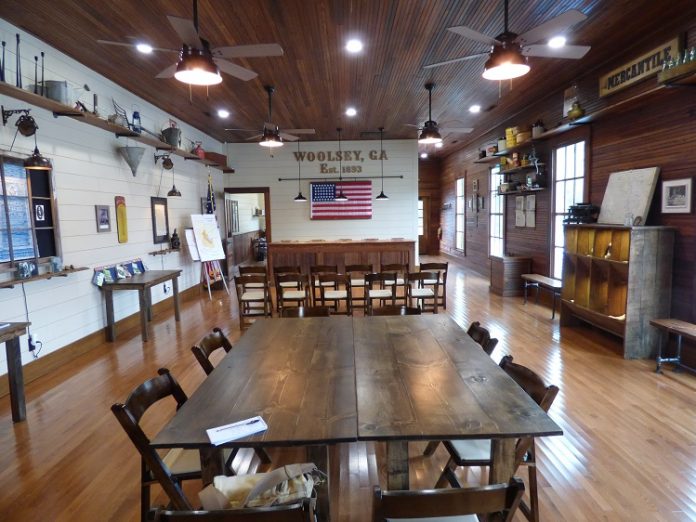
[
  {"xmin": 418, "ymin": 197, "xmax": 430, "ymax": 255},
  {"xmin": 223, "ymin": 187, "xmax": 271, "ymax": 273}
]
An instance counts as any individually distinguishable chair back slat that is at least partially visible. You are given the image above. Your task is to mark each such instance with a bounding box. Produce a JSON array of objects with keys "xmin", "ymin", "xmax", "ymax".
[
  {"xmin": 281, "ymin": 306, "xmax": 332, "ymax": 318},
  {"xmin": 191, "ymin": 327, "xmax": 233, "ymax": 376},
  {"xmin": 467, "ymin": 321, "xmax": 499, "ymax": 355},
  {"xmin": 370, "ymin": 305, "xmax": 422, "ymax": 316}
]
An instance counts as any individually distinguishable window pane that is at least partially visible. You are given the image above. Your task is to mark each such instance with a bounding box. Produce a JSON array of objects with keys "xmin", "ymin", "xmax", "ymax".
[
  {"xmin": 456, "ymin": 178, "xmax": 464, "ymax": 196},
  {"xmin": 565, "ymin": 180, "xmax": 575, "ymax": 210},
  {"xmin": 553, "ymin": 247, "xmax": 564, "ymax": 280},
  {"xmin": 575, "ymin": 142, "xmax": 585, "ymax": 177},
  {"xmin": 555, "ymin": 216, "xmax": 566, "ymax": 248},
  {"xmin": 556, "ymin": 148, "xmax": 566, "ymax": 180},
  {"xmin": 575, "ymin": 177, "xmax": 584, "ymax": 203},
  {"xmin": 456, "ymin": 231, "xmax": 464, "ymax": 250}
]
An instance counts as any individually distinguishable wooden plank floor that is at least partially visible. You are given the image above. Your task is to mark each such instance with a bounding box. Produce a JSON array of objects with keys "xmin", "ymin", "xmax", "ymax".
[{"xmin": 1, "ymin": 256, "xmax": 696, "ymax": 521}]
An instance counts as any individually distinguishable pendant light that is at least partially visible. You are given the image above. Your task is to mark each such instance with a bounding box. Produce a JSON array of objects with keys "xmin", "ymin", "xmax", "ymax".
[
  {"xmin": 481, "ymin": 0, "xmax": 529, "ymax": 80},
  {"xmin": 24, "ymin": 135, "xmax": 51, "ymax": 170},
  {"xmin": 294, "ymin": 140, "xmax": 307, "ymax": 202},
  {"xmin": 334, "ymin": 127, "xmax": 348, "ymax": 202},
  {"xmin": 174, "ymin": 45, "xmax": 222, "ymax": 86},
  {"xmin": 260, "ymin": 86, "xmax": 283, "ymax": 148},
  {"xmin": 418, "ymin": 83, "xmax": 443, "ymax": 145},
  {"xmin": 375, "ymin": 127, "xmax": 389, "ymax": 200}
]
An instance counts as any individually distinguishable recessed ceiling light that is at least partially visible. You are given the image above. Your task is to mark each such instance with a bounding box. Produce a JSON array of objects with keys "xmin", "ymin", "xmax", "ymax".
[
  {"xmin": 345, "ymin": 107, "xmax": 357, "ymax": 117},
  {"xmin": 548, "ymin": 36, "xmax": 566, "ymax": 48},
  {"xmin": 469, "ymin": 104, "xmax": 481, "ymax": 113},
  {"xmin": 217, "ymin": 109, "xmax": 230, "ymax": 118},
  {"xmin": 136, "ymin": 43, "xmax": 153, "ymax": 54},
  {"xmin": 435, "ymin": 142, "xmax": 443, "ymax": 148},
  {"xmin": 346, "ymin": 39, "xmax": 363, "ymax": 53},
  {"xmin": 420, "ymin": 152, "xmax": 428, "ymax": 159}
]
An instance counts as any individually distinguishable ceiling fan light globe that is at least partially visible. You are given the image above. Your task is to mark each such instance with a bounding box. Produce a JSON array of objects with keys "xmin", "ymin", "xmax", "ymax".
[
  {"xmin": 418, "ymin": 121, "xmax": 442, "ymax": 144},
  {"xmin": 136, "ymin": 43, "xmax": 153, "ymax": 54},
  {"xmin": 259, "ymin": 128, "xmax": 283, "ymax": 147},
  {"xmin": 175, "ymin": 51, "xmax": 222, "ymax": 86},
  {"xmin": 482, "ymin": 46, "xmax": 530, "ymax": 80}
]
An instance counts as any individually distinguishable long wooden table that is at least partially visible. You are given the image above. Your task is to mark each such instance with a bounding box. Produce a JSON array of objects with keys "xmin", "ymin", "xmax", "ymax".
[
  {"xmin": 1, "ymin": 322, "xmax": 30, "ymax": 422},
  {"xmin": 101, "ymin": 269, "xmax": 181, "ymax": 342},
  {"xmin": 151, "ymin": 315, "xmax": 562, "ymax": 518}
]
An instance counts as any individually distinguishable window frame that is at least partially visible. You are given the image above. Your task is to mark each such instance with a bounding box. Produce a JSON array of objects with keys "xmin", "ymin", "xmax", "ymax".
[
  {"xmin": 455, "ymin": 177, "xmax": 465, "ymax": 252},
  {"xmin": 489, "ymin": 164, "xmax": 504, "ymax": 258}
]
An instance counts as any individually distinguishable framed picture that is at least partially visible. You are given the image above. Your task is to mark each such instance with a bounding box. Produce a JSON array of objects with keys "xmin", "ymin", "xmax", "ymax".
[
  {"xmin": 95, "ymin": 205, "xmax": 111, "ymax": 232},
  {"xmin": 150, "ymin": 197, "xmax": 169, "ymax": 243},
  {"xmin": 661, "ymin": 178, "xmax": 692, "ymax": 214}
]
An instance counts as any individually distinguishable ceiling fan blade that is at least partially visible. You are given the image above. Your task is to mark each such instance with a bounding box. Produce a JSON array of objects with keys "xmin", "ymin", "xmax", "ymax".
[
  {"xmin": 167, "ymin": 15, "xmax": 202, "ymax": 47},
  {"xmin": 522, "ymin": 44, "xmax": 590, "ymax": 59},
  {"xmin": 155, "ymin": 63, "xmax": 177, "ymax": 78},
  {"xmin": 447, "ymin": 25, "xmax": 499, "ymax": 45},
  {"xmin": 516, "ymin": 9, "xmax": 587, "ymax": 45},
  {"xmin": 224, "ymin": 128, "xmax": 257, "ymax": 132},
  {"xmin": 245, "ymin": 134, "xmax": 263, "ymax": 141},
  {"xmin": 214, "ymin": 59, "xmax": 258, "ymax": 81},
  {"xmin": 279, "ymin": 133, "xmax": 300, "ymax": 141},
  {"xmin": 404, "ymin": 123, "xmax": 422, "ymax": 129},
  {"xmin": 97, "ymin": 40, "xmax": 178, "ymax": 53},
  {"xmin": 440, "ymin": 127, "xmax": 474, "ymax": 133},
  {"xmin": 212, "ymin": 43, "xmax": 284, "ymax": 58},
  {"xmin": 423, "ymin": 52, "xmax": 489, "ymax": 69},
  {"xmin": 284, "ymin": 129, "xmax": 315, "ymax": 134}
]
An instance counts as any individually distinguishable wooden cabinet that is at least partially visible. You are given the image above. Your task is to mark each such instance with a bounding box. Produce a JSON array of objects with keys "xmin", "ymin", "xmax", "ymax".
[
  {"xmin": 490, "ymin": 256, "xmax": 531, "ymax": 297},
  {"xmin": 560, "ymin": 225, "xmax": 674, "ymax": 359}
]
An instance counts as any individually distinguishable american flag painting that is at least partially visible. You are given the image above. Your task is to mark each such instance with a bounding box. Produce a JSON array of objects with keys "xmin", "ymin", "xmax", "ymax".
[{"xmin": 310, "ymin": 181, "xmax": 372, "ymax": 220}]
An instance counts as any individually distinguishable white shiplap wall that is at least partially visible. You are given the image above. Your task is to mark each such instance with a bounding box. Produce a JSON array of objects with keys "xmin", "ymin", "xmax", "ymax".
[
  {"xmin": 0, "ymin": 18, "xmax": 226, "ymax": 375},
  {"xmin": 226, "ymin": 140, "xmax": 418, "ymax": 241}
]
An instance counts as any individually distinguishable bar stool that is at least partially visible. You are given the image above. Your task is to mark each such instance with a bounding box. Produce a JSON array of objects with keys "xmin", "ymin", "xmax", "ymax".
[
  {"xmin": 318, "ymin": 273, "xmax": 352, "ymax": 315},
  {"xmin": 419, "ymin": 262, "xmax": 448, "ymax": 310},
  {"xmin": 309, "ymin": 264, "xmax": 338, "ymax": 305}
]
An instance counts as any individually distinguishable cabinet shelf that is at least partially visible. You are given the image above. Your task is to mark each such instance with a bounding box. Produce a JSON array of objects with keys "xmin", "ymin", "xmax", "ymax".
[
  {"xmin": 500, "ymin": 163, "xmax": 545, "ymax": 176},
  {"xmin": 474, "ymin": 155, "xmax": 502, "ymax": 164},
  {"xmin": 0, "ymin": 82, "xmax": 231, "ymax": 172},
  {"xmin": 498, "ymin": 187, "xmax": 546, "ymax": 196},
  {"xmin": 0, "ymin": 266, "xmax": 88, "ymax": 289}
]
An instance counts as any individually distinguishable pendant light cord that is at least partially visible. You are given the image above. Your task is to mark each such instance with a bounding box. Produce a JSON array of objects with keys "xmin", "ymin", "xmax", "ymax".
[
  {"xmin": 337, "ymin": 127, "xmax": 343, "ymax": 181},
  {"xmin": 297, "ymin": 141, "xmax": 302, "ymax": 191},
  {"xmin": 379, "ymin": 127, "xmax": 385, "ymax": 191}
]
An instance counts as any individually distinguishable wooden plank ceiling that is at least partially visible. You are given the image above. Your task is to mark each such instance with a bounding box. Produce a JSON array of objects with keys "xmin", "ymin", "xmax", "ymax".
[{"xmin": 1, "ymin": 0, "xmax": 694, "ymax": 157}]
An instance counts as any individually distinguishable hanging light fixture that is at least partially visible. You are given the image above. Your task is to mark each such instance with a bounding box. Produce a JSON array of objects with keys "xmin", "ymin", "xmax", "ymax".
[
  {"xmin": 174, "ymin": 45, "xmax": 222, "ymax": 86},
  {"xmin": 260, "ymin": 86, "xmax": 283, "ymax": 148},
  {"xmin": 24, "ymin": 135, "xmax": 51, "ymax": 170},
  {"xmin": 418, "ymin": 83, "xmax": 443, "ymax": 145},
  {"xmin": 376, "ymin": 127, "xmax": 389, "ymax": 201},
  {"xmin": 334, "ymin": 128, "xmax": 348, "ymax": 202},
  {"xmin": 294, "ymin": 141, "xmax": 307, "ymax": 202},
  {"xmin": 482, "ymin": 40, "xmax": 529, "ymax": 80}
]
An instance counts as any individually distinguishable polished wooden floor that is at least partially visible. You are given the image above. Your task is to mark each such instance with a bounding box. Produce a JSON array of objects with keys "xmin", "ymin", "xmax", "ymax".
[{"xmin": 2, "ymin": 256, "xmax": 696, "ymax": 521}]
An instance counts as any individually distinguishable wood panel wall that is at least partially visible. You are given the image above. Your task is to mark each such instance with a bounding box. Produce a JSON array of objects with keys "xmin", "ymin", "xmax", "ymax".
[
  {"xmin": 438, "ymin": 20, "xmax": 696, "ymax": 327},
  {"xmin": 418, "ymin": 158, "xmax": 442, "ymax": 255}
]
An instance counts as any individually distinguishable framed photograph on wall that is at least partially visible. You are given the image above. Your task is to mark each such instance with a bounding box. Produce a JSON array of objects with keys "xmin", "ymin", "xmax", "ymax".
[
  {"xmin": 95, "ymin": 205, "xmax": 111, "ymax": 232},
  {"xmin": 661, "ymin": 178, "xmax": 692, "ymax": 214}
]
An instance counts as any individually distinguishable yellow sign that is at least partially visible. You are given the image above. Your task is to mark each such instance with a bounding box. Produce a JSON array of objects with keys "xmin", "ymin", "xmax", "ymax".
[
  {"xmin": 599, "ymin": 37, "xmax": 680, "ymax": 97},
  {"xmin": 115, "ymin": 196, "xmax": 128, "ymax": 243}
]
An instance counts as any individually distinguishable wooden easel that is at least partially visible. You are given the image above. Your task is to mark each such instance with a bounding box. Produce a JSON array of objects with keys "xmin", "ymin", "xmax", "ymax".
[{"xmin": 201, "ymin": 259, "xmax": 229, "ymax": 300}]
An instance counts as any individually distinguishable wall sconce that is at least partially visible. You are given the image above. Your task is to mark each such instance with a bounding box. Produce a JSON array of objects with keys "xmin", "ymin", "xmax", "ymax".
[
  {"xmin": 154, "ymin": 152, "xmax": 174, "ymax": 170},
  {"xmin": 2, "ymin": 106, "xmax": 38, "ymax": 136}
]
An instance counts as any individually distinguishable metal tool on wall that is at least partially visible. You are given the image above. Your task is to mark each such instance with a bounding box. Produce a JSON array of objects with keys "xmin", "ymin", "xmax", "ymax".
[
  {"xmin": 40, "ymin": 52, "xmax": 44, "ymax": 95},
  {"xmin": 15, "ymin": 33, "xmax": 21, "ymax": 88},
  {"xmin": 33, "ymin": 56, "xmax": 37, "ymax": 94},
  {"xmin": 0, "ymin": 41, "xmax": 5, "ymax": 82}
]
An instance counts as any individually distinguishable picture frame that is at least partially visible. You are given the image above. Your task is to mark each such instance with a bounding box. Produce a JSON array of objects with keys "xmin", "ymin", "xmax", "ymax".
[
  {"xmin": 150, "ymin": 197, "xmax": 169, "ymax": 243},
  {"xmin": 95, "ymin": 204, "xmax": 111, "ymax": 232},
  {"xmin": 661, "ymin": 178, "xmax": 692, "ymax": 214}
]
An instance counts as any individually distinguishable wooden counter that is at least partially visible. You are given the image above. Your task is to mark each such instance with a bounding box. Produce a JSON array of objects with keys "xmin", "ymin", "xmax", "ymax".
[{"xmin": 268, "ymin": 239, "xmax": 415, "ymax": 275}]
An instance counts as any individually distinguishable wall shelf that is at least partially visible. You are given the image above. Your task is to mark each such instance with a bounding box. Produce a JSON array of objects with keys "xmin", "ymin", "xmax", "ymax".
[
  {"xmin": 500, "ymin": 163, "xmax": 545, "ymax": 176},
  {"xmin": 497, "ymin": 187, "xmax": 546, "ymax": 196},
  {"xmin": 0, "ymin": 266, "xmax": 88, "ymax": 289},
  {"xmin": 0, "ymin": 82, "xmax": 232, "ymax": 172},
  {"xmin": 148, "ymin": 248, "xmax": 180, "ymax": 256}
]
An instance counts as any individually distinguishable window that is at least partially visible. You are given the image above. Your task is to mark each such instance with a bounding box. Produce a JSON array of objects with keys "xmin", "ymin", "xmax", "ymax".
[
  {"xmin": 455, "ymin": 178, "xmax": 465, "ymax": 250},
  {"xmin": 552, "ymin": 141, "xmax": 586, "ymax": 279},
  {"xmin": 417, "ymin": 199, "xmax": 424, "ymax": 236},
  {"xmin": 489, "ymin": 165, "xmax": 504, "ymax": 257},
  {"xmin": 0, "ymin": 156, "xmax": 57, "ymax": 264}
]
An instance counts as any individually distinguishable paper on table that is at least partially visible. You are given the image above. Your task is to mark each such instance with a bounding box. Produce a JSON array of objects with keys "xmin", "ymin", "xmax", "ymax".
[{"xmin": 206, "ymin": 416, "xmax": 268, "ymax": 446}]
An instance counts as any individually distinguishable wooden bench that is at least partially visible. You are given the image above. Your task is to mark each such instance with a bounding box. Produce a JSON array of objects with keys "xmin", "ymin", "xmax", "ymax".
[
  {"xmin": 521, "ymin": 274, "xmax": 563, "ymax": 319},
  {"xmin": 649, "ymin": 318, "xmax": 696, "ymax": 373}
]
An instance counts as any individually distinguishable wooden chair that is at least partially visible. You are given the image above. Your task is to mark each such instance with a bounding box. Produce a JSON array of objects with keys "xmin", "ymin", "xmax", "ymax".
[
  {"xmin": 150, "ymin": 498, "xmax": 315, "ymax": 521},
  {"xmin": 275, "ymin": 273, "xmax": 310, "ymax": 312},
  {"xmin": 420, "ymin": 261, "xmax": 448, "ymax": 309},
  {"xmin": 363, "ymin": 272, "xmax": 397, "ymax": 315},
  {"xmin": 309, "ymin": 265, "xmax": 338, "ymax": 305},
  {"xmin": 318, "ymin": 273, "xmax": 352, "ymax": 315},
  {"xmin": 281, "ymin": 306, "xmax": 332, "ymax": 318},
  {"xmin": 372, "ymin": 478, "xmax": 524, "ymax": 522},
  {"xmin": 190, "ymin": 328, "xmax": 272, "ymax": 467},
  {"xmin": 273, "ymin": 266, "xmax": 301, "ymax": 312},
  {"xmin": 406, "ymin": 271, "xmax": 440, "ymax": 313},
  {"xmin": 191, "ymin": 327, "xmax": 233, "ymax": 376},
  {"xmin": 111, "ymin": 368, "xmax": 197, "ymax": 521},
  {"xmin": 370, "ymin": 305, "xmax": 422, "ymax": 316},
  {"xmin": 380, "ymin": 263, "xmax": 408, "ymax": 305},
  {"xmin": 435, "ymin": 356, "xmax": 559, "ymax": 522},
  {"xmin": 346, "ymin": 263, "xmax": 373, "ymax": 310},
  {"xmin": 234, "ymin": 275, "xmax": 272, "ymax": 329},
  {"xmin": 467, "ymin": 321, "xmax": 499, "ymax": 355}
]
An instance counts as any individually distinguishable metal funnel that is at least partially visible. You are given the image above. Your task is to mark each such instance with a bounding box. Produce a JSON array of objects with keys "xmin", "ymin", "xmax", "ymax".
[{"xmin": 117, "ymin": 146, "xmax": 145, "ymax": 176}]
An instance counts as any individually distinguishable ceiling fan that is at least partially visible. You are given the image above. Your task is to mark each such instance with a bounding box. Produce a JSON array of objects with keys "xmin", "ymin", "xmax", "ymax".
[
  {"xmin": 424, "ymin": 0, "xmax": 590, "ymax": 80},
  {"xmin": 405, "ymin": 83, "xmax": 473, "ymax": 144},
  {"xmin": 97, "ymin": 0, "xmax": 283, "ymax": 85},
  {"xmin": 225, "ymin": 85, "xmax": 315, "ymax": 147}
]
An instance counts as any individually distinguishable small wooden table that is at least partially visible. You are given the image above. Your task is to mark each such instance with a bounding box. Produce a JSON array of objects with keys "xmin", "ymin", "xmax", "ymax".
[
  {"xmin": 521, "ymin": 274, "xmax": 563, "ymax": 319},
  {"xmin": 102, "ymin": 270, "xmax": 181, "ymax": 342},
  {"xmin": 650, "ymin": 318, "xmax": 696, "ymax": 372},
  {"xmin": 1, "ymin": 322, "xmax": 30, "ymax": 422}
]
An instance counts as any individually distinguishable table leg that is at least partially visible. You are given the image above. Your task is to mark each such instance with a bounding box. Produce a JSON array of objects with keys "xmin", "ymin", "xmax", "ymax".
[
  {"xmin": 172, "ymin": 276, "xmax": 181, "ymax": 321},
  {"xmin": 6, "ymin": 337, "xmax": 26, "ymax": 422},
  {"xmin": 523, "ymin": 282, "xmax": 528, "ymax": 304},
  {"xmin": 386, "ymin": 440, "xmax": 409, "ymax": 490},
  {"xmin": 199, "ymin": 447, "xmax": 225, "ymax": 486},
  {"xmin": 655, "ymin": 330, "xmax": 665, "ymax": 373},
  {"xmin": 307, "ymin": 444, "xmax": 331, "ymax": 522},
  {"xmin": 138, "ymin": 289, "xmax": 149, "ymax": 342},
  {"xmin": 104, "ymin": 288, "xmax": 116, "ymax": 342},
  {"xmin": 489, "ymin": 438, "xmax": 516, "ymax": 484},
  {"xmin": 675, "ymin": 335, "xmax": 683, "ymax": 372},
  {"xmin": 552, "ymin": 291, "xmax": 558, "ymax": 319},
  {"xmin": 146, "ymin": 287, "xmax": 152, "ymax": 322}
]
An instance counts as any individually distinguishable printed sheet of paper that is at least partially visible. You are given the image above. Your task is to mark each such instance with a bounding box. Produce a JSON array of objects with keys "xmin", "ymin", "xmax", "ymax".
[
  {"xmin": 206, "ymin": 416, "xmax": 268, "ymax": 446},
  {"xmin": 191, "ymin": 214, "xmax": 224, "ymax": 262}
]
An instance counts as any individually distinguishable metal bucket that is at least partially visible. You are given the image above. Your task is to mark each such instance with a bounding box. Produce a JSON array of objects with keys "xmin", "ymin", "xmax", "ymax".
[
  {"xmin": 44, "ymin": 80, "xmax": 71, "ymax": 105},
  {"xmin": 161, "ymin": 127, "xmax": 181, "ymax": 148}
]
